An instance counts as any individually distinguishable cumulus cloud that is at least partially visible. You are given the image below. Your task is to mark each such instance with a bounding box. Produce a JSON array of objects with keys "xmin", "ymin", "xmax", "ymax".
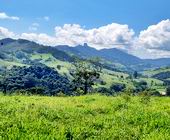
[
  {"xmin": 130, "ymin": 19, "xmax": 170, "ymax": 59},
  {"xmin": 0, "ymin": 27, "xmax": 15, "ymax": 39},
  {"xmin": 19, "ymin": 23, "xmax": 135, "ymax": 50},
  {"xmin": 1, "ymin": 20, "xmax": 170, "ymax": 59},
  {"xmin": 55, "ymin": 23, "xmax": 134, "ymax": 49},
  {"xmin": 20, "ymin": 33, "xmax": 57, "ymax": 46},
  {"xmin": 0, "ymin": 12, "xmax": 19, "ymax": 20}
]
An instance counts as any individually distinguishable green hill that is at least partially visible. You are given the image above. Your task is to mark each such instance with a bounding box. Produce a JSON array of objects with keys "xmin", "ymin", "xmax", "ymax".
[{"xmin": 0, "ymin": 38, "xmax": 168, "ymax": 95}]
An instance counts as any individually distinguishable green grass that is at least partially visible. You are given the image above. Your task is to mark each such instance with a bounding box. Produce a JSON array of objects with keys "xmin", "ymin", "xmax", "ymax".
[
  {"xmin": 0, "ymin": 59, "xmax": 26, "ymax": 68},
  {"xmin": 0, "ymin": 95, "xmax": 170, "ymax": 140},
  {"xmin": 30, "ymin": 53, "xmax": 73, "ymax": 77},
  {"xmin": 143, "ymin": 67, "xmax": 170, "ymax": 77}
]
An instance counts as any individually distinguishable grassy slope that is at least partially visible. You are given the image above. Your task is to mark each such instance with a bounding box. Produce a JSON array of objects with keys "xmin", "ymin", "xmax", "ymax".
[
  {"xmin": 0, "ymin": 52, "xmax": 166, "ymax": 90},
  {"xmin": 143, "ymin": 67, "xmax": 170, "ymax": 77},
  {"xmin": 0, "ymin": 59, "xmax": 26, "ymax": 68},
  {"xmin": 0, "ymin": 95, "xmax": 170, "ymax": 140},
  {"xmin": 30, "ymin": 53, "xmax": 72, "ymax": 77}
]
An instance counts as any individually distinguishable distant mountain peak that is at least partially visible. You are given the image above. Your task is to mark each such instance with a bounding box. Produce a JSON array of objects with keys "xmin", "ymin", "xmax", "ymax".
[{"xmin": 83, "ymin": 43, "xmax": 88, "ymax": 47}]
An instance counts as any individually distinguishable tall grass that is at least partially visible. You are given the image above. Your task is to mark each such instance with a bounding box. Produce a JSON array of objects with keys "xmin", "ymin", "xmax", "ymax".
[{"xmin": 0, "ymin": 95, "xmax": 170, "ymax": 140}]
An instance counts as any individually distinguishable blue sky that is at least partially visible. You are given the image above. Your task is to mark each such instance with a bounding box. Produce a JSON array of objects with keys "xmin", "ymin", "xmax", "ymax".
[
  {"xmin": 0, "ymin": 0, "xmax": 170, "ymax": 59},
  {"xmin": 0, "ymin": 0, "xmax": 170, "ymax": 34}
]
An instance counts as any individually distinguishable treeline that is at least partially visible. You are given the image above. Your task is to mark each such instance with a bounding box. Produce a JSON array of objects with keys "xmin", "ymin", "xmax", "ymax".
[
  {"xmin": 0, "ymin": 61, "xmax": 170, "ymax": 96},
  {"xmin": 152, "ymin": 71, "xmax": 170, "ymax": 86},
  {"xmin": 0, "ymin": 64, "xmax": 71, "ymax": 96},
  {"xmin": 0, "ymin": 60, "xmax": 101, "ymax": 96}
]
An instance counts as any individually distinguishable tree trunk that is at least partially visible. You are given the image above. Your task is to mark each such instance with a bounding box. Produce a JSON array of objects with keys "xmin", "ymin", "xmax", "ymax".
[{"xmin": 3, "ymin": 84, "xmax": 7, "ymax": 94}]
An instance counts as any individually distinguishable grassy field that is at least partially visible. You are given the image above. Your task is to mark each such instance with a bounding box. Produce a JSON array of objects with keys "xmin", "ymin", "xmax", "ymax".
[
  {"xmin": 0, "ymin": 95, "xmax": 170, "ymax": 140},
  {"xmin": 143, "ymin": 67, "xmax": 170, "ymax": 77}
]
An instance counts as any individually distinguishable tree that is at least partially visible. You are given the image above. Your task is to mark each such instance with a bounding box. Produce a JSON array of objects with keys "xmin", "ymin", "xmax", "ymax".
[
  {"xmin": 0, "ymin": 66, "xmax": 8, "ymax": 94},
  {"xmin": 88, "ymin": 57, "xmax": 103, "ymax": 72},
  {"xmin": 133, "ymin": 71, "xmax": 138, "ymax": 79},
  {"xmin": 110, "ymin": 83, "xmax": 126, "ymax": 93},
  {"xmin": 133, "ymin": 80, "xmax": 148, "ymax": 93},
  {"xmin": 71, "ymin": 59, "xmax": 100, "ymax": 95},
  {"xmin": 0, "ymin": 64, "xmax": 71, "ymax": 95},
  {"xmin": 166, "ymin": 86, "xmax": 170, "ymax": 96}
]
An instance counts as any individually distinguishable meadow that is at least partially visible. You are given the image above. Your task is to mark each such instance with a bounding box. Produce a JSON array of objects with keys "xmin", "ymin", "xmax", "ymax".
[{"xmin": 0, "ymin": 94, "xmax": 170, "ymax": 140}]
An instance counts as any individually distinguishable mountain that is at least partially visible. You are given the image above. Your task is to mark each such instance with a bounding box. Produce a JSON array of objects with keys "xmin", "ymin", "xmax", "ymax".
[
  {"xmin": 0, "ymin": 38, "xmax": 169, "ymax": 95},
  {"xmin": 145, "ymin": 58, "xmax": 170, "ymax": 67},
  {"xmin": 56, "ymin": 43, "xmax": 170, "ymax": 70},
  {"xmin": 56, "ymin": 43, "xmax": 142, "ymax": 66},
  {"xmin": 1, "ymin": 38, "xmax": 170, "ymax": 71},
  {"xmin": 0, "ymin": 38, "xmax": 74, "ymax": 62}
]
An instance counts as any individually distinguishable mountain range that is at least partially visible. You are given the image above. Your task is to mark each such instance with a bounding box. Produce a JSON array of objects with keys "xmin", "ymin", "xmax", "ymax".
[{"xmin": 1, "ymin": 38, "xmax": 170, "ymax": 71}]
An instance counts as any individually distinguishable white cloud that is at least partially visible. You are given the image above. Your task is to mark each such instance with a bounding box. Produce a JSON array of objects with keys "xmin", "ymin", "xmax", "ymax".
[
  {"xmin": 28, "ymin": 23, "xmax": 40, "ymax": 31},
  {"xmin": 130, "ymin": 19, "xmax": 170, "ymax": 59},
  {"xmin": 20, "ymin": 33, "xmax": 57, "ymax": 46},
  {"xmin": 0, "ymin": 27, "xmax": 15, "ymax": 39},
  {"xmin": 20, "ymin": 23, "xmax": 135, "ymax": 50},
  {"xmin": 55, "ymin": 23, "xmax": 134, "ymax": 49},
  {"xmin": 1, "ymin": 20, "xmax": 170, "ymax": 59},
  {"xmin": 44, "ymin": 16, "xmax": 49, "ymax": 21},
  {"xmin": 32, "ymin": 23, "xmax": 39, "ymax": 27},
  {"xmin": 28, "ymin": 27, "xmax": 38, "ymax": 31},
  {"xmin": 0, "ymin": 12, "xmax": 19, "ymax": 20}
]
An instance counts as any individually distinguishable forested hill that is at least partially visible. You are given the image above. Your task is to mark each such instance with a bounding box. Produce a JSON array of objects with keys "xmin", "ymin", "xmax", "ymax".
[{"xmin": 0, "ymin": 38, "xmax": 74, "ymax": 62}]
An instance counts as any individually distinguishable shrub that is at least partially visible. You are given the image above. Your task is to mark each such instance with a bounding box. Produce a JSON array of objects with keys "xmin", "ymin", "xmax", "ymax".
[
  {"xmin": 148, "ymin": 90, "xmax": 161, "ymax": 96},
  {"xmin": 110, "ymin": 83, "xmax": 126, "ymax": 93},
  {"xmin": 133, "ymin": 80, "xmax": 148, "ymax": 93}
]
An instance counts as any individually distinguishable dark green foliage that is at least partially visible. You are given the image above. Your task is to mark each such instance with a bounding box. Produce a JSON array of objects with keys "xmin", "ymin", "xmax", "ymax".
[
  {"xmin": 0, "ymin": 64, "xmax": 71, "ymax": 95},
  {"xmin": 100, "ymin": 80, "xmax": 107, "ymax": 85},
  {"xmin": 110, "ymin": 83, "xmax": 126, "ymax": 92},
  {"xmin": 71, "ymin": 60, "xmax": 100, "ymax": 95},
  {"xmin": 88, "ymin": 57, "xmax": 103, "ymax": 72},
  {"xmin": 57, "ymin": 65, "xmax": 62, "ymax": 70},
  {"xmin": 148, "ymin": 89, "xmax": 161, "ymax": 96},
  {"xmin": 133, "ymin": 71, "xmax": 138, "ymax": 79},
  {"xmin": 95, "ymin": 87, "xmax": 113, "ymax": 95},
  {"xmin": 166, "ymin": 86, "xmax": 170, "ymax": 96},
  {"xmin": 133, "ymin": 80, "xmax": 148, "ymax": 93},
  {"xmin": 153, "ymin": 71, "xmax": 170, "ymax": 80},
  {"xmin": 0, "ymin": 38, "xmax": 74, "ymax": 62},
  {"xmin": 153, "ymin": 71, "xmax": 170, "ymax": 86},
  {"xmin": 0, "ymin": 52, "xmax": 6, "ymax": 59}
]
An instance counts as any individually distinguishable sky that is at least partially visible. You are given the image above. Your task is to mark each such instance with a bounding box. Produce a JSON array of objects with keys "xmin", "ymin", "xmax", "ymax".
[{"xmin": 0, "ymin": 0, "xmax": 170, "ymax": 59}]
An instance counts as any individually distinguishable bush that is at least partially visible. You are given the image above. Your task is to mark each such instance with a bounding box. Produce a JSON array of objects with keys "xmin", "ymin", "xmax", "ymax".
[
  {"xmin": 133, "ymin": 80, "xmax": 148, "ymax": 93},
  {"xmin": 110, "ymin": 83, "xmax": 126, "ymax": 93},
  {"xmin": 96, "ymin": 87, "xmax": 113, "ymax": 96},
  {"xmin": 148, "ymin": 90, "xmax": 161, "ymax": 96}
]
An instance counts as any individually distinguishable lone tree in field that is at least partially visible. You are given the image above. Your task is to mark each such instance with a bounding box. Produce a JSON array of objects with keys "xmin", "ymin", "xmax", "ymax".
[
  {"xmin": 71, "ymin": 59, "xmax": 100, "ymax": 95},
  {"xmin": 133, "ymin": 71, "xmax": 138, "ymax": 79}
]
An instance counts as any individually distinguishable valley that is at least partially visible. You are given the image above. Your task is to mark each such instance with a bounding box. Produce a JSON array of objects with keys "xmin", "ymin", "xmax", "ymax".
[{"xmin": 0, "ymin": 38, "xmax": 169, "ymax": 95}]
